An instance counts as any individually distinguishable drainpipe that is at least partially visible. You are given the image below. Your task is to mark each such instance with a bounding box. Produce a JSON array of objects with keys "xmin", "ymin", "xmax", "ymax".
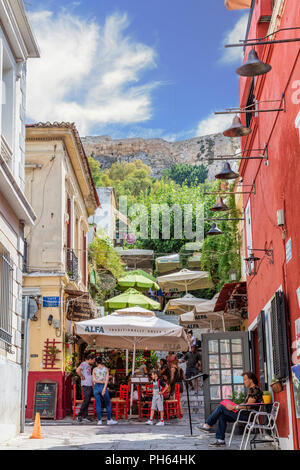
[{"xmin": 20, "ymin": 296, "xmax": 30, "ymax": 433}]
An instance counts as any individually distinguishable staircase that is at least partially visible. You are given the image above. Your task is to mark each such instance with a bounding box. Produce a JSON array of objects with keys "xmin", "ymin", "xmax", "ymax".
[{"xmin": 181, "ymin": 387, "xmax": 205, "ymax": 421}]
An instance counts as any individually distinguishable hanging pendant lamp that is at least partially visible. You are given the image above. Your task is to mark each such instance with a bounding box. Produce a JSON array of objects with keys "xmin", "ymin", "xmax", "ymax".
[
  {"xmin": 236, "ymin": 49, "xmax": 272, "ymax": 77},
  {"xmin": 223, "ymin": 116, "xmax": 252, "ymax": 138},
  {"xmin": 210, "ymin": 196, "xmax": 230, "ymax": 212},
  {"xmin": 207, "ymin": 223, "xmax": 223, "ymax": 236},
  {"xmin": 215, "ymin": 162, "xmax": 240, "ymax": 180}
]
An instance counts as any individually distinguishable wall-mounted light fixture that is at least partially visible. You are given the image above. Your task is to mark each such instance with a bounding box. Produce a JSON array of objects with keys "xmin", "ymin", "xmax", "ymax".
[
  {"xmin": 207, "ymin": 144, "xmax": 268, "ymax": 166},
  {"xmin": 244, "ymin": 248, "xmax": 274, "ymax": 276},
  {"xmin": 47, "ymin": 314, "xmax": 53, "ymax": 326},
  {"xmin": 225, "ymin": 27, "xmax": 300, "ymax": 48}
]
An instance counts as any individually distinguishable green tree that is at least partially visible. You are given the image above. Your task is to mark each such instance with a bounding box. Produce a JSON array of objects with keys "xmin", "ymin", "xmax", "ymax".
[
  {"xmin": 162, "ymin": 163, "xmax": 208, "ymax": 186},
  {"xmin": 88, "ymin": 229, "xmax": 125, "ymax": 305},
  {"xmin": 88, "ymin": 156, "xmax": 102, "ymax": 187},
  {"xmin": 98, "ymin": 159, "xmax": 153, "ymax": 200},
  {"xmin": 201, "ymin": 188, "xmax": 241, "ymax": 291}
]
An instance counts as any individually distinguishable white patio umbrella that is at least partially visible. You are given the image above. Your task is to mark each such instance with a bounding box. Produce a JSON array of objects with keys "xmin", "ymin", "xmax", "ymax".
[
  {"xmin": 179, "ymin": 308, "xmax": 242, "ymax": 332},
  {"xmin": 164, "ymin": 293, "xmax": 218, "ymax": 315},
  {"xmin": 75, "ymin": 310, "xmax": 189, "ymax": 415},
  {"xmin": 158, "ymin": 269, "xmax": 213, "ymax": 294},
  {"xmin": 114, "ymin": 306, "xmax": 156, "ymax": 374}
]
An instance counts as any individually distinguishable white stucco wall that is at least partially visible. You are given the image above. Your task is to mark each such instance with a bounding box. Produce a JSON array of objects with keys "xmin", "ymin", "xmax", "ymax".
[{"xmin": 0, "ymin": 357, "xmax": 22, "ymax": 442}]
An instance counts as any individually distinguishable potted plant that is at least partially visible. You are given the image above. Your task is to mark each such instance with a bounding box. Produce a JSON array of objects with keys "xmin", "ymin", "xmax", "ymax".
[
  {"xmin": 271, "ymin": 376, "xmax": 283, "ymax": 393},
  {"xmin": 48, "ymin": 346, "xmax": 60, "ymax": 362},
  {"xmin": 263, "ymin": 390, "xmax": 272, "ymax": 404}
]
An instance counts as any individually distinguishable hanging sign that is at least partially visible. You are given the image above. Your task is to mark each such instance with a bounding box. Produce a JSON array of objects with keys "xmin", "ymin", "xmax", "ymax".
[{"xmin": 67, "ymin": 294, "xmax": 96, "ymax": 322}]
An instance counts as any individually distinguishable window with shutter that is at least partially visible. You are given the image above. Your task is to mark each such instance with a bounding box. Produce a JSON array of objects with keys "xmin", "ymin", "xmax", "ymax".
[
  {"xmin": 0, "ymin": 246, "xmax": 14, "ymax": 349},
  {"xmin": 271, "ymin": 291, "xmax": 289, "ymax": 381},
  {"xmin": 257, "ymin": 310, "xmax": 268, "ymax": 390}
]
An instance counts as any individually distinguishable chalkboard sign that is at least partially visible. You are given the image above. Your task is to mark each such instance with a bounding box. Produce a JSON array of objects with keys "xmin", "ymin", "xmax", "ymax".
[{"xmin": 34, "ymin": 380, "xmax": 58, "ymax": 419}]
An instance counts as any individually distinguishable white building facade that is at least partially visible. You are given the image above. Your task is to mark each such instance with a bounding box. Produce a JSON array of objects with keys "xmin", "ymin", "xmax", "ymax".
[{"xmin": 0, "ymin": 0, "xmax": 39, "ymax": 443}]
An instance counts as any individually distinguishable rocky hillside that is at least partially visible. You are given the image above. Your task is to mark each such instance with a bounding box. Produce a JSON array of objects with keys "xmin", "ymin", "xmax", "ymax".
[{"xmin": 81, "ymin": 133, "xmax": 240, "ymax": 180}]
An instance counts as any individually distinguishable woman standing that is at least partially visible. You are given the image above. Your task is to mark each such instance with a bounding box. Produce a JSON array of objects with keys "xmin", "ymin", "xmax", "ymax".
[{"xmin": 93, "ymin": 356, "xmax": 118, "ymax": 426}]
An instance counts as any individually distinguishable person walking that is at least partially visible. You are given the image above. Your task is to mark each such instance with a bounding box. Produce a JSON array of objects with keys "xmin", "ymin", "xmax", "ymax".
[
  {"xmin": 76, "ymin": 354, "xmax": 95, "ymax": 422},
  {"xmin": 146, "ymin": 370, "xmax": 168, "ymax": 426},
  {"xmin": 180, "ymin": 345, "xmax": 202, "ymax": 394},
  {"xmin": 93, "ymin": 356, "xmax": 118, "ymax": 426}
]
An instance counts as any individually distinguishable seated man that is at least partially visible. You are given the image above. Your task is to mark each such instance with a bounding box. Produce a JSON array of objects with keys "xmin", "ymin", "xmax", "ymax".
[{"xmin": 198, "ymin": 371, "xmax": 263, "ymax": 448}]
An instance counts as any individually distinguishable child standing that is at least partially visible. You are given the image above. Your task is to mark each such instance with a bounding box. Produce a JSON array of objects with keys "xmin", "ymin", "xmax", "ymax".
[{"xmin": 146, "ymin": 370, "xmax": 168, "ymax": 426}]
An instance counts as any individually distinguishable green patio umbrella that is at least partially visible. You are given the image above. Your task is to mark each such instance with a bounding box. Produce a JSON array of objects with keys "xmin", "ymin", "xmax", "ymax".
[
  {"xmin": 105, "ymin": 288, "xmax": 160, "ymax": 311},
  {"xmin": 123, "ymin": 269, "xmax": 157, "ymax": 283},
  {"xmin": 118, "ymin": 273, "xmax": 160, "ymax": 291}
]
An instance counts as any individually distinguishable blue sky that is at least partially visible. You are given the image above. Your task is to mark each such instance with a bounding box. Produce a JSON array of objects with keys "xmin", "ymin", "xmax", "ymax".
[{"xmin": 25, "ymin": 0, "xmax": 249, "ymax": 140}]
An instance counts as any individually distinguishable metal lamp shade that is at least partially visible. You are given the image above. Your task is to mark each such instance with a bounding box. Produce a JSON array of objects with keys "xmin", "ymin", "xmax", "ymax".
[
  {"xmin": 207, "ymin": 223, "xmax": 223, "ymax": 236},
  {"xmin": 223, "ymin": 116, "xmax": 252, "ymax": 138},
  {"xmin": 236, "ymin": 49, "xmax": 272, "ymax": 77},
  {"xmin": 210, "ymin": 196, "xmax": 230, "ymax": 212},
  {"xmin": 215, "ymin": 162, "xmax": 240, "ymax": 180}
]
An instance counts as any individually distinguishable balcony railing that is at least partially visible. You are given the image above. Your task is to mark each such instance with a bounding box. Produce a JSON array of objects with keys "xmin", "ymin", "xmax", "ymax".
[
  {"xmin": 66, "ymin": 249, "xmax": 79, "ymax": 283},
  {"xmin": 1, "ymin": 135, "xmax": 13, "ymax": 167}
]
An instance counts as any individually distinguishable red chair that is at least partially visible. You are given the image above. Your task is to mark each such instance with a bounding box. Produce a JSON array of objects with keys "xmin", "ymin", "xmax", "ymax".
[
  {"xmin": 138, "ymin": 384, "xmax": 153, "ymax": 419},
  {"xmin": 72, "ymin": 384, "xmax": 96, "ymax": 420},
  {"xmin": 111, "ymin": 384, "xmax": 129, "ymax": 420},
  {"xmin": 165, "ymin": 384, "xmax": 181, "ymax": 421}
]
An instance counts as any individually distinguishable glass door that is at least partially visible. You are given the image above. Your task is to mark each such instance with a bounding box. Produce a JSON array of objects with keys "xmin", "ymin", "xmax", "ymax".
[{"xmin": 202, "ymin": 332, "xmax": 250, "ymax": 419}]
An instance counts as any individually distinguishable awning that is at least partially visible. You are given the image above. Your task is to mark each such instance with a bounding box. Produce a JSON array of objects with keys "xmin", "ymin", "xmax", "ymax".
[
  {"xmin": 225, "ymin": 0, "xmax": 252, "ymax": 10},
  {"xmin": 214, "ymin": 282, "xmax": 247, "ymax": 312}
]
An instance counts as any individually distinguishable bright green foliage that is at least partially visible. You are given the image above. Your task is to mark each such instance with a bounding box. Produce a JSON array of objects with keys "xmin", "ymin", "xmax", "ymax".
[
  {"xmin": 201, "ymin": 189, "xmax": 241, "ymax": 291},
  {"xmin": 88, "ymin": 229, "xmax": 125, "ymax": 305},
  {"xmin": 131, "ymin": 178, "xmax": 218, "ymax": 256},
  {"xmin": 162, "ymin": 163, "xmax": 208, "ymax": 186},
  {"xmin": 98, "ymin": 159, "xmax": 153, "ymax": 200},
  {"xmin": 88, "ymin": 156, "xmax": 102, "ymax": 187}
]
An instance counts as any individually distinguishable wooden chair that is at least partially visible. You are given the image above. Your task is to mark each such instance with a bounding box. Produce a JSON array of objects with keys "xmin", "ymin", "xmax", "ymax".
[
  {"xmin": 138, "ymin": 384, "xmax": 153, "ymax": 419},
  {"xmin": 72, "ymin": 384, "xmax": 96, "ymax": 420},
  {"xmin": 111, "ymin": 384, "xmax": 130, "ymax": 420},
  {"xmin": 165, "ymin": 383, "xmax": 181, "ymax": 421}
]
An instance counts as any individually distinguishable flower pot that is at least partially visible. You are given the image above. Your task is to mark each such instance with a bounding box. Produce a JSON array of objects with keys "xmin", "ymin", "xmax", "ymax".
[
  {"xmin": 271, "ymin": 381, "xmax": 283, "ymax": 393},
  {"xmin": 263, "ymin": 394, "xmax": 272, "ymax": 404}
]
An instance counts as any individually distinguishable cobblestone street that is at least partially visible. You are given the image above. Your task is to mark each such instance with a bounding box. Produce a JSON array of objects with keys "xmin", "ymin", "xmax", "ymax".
[{"xmin": 0, "ymin": 417, "xmax": 274, "ymax": 451}]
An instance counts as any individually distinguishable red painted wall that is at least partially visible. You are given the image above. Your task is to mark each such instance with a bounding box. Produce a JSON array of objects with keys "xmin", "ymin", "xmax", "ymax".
[
  {"xmin": 238, "ymin": 0, "xmax": 300, "ymax": 449},
  {"xmin": 26, "ymin": 371, "xmax": 72, "ymax": 420}
]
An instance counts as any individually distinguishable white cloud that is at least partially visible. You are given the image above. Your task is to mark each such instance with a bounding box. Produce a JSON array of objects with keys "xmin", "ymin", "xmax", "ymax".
[
  {"xmin": 26, "ymin": 10, "xmax": 159, "ymax": 135},
  {"xmin": 196, "ymin": 113, "xmax": 233, "ymax": 137},
  {"xmin": 220, "ymin": 14, "xmax": 248, "ymax": 64}
]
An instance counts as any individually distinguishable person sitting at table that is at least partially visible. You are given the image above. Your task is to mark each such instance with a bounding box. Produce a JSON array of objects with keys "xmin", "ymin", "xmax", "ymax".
[
  {"xmin": 198, "ymin": 371, "xmax": 263, "ymax": 448},
  {"xmin": 135, "ymin": 360, "xmax": 152, "ymax": 377}
]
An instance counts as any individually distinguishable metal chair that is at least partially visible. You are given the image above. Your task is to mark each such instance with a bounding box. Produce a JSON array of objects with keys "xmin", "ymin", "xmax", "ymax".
[
  {"xmin": 228, "ymin": 406, "xmax": 262, "ymax": 449},
  {"xmin": 242, "ymin": 402, "xmax": 280, "ymax": 450}
]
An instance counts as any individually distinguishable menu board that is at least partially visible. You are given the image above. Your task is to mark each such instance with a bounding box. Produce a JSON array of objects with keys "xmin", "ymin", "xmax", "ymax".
[{"xmin": 34, "ymin": 380, "xmax": 58, "ymax": 419}]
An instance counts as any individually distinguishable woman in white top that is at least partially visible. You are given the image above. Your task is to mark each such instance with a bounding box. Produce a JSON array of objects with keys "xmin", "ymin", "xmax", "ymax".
[{"xmin": 93, "ymin": 356, "xmax": 118, "ymax": 426}]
